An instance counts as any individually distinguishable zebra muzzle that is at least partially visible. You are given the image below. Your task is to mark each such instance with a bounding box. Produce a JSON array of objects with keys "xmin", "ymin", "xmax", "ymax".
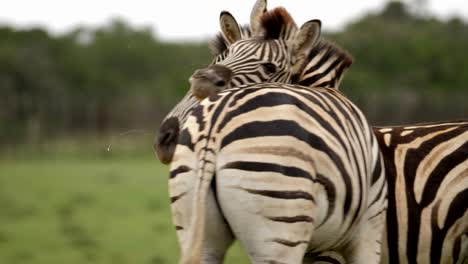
[{"xmin": 189, "ymin": 65, "xmax": 232, "ymax": 99}]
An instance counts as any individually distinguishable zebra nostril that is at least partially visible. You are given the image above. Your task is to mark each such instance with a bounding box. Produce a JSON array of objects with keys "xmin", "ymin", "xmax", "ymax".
[{"xmin": 215, "ymin": 80, "xmax": 226, "ymax": 87}]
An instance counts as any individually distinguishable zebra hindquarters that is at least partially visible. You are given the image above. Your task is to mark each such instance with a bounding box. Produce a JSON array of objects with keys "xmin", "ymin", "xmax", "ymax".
[
  {"xmin": 215, "ymin": 137, "xmax": 318, "ymax": 264},
  {"xmin": 169, "ymin": 145, "xmax": 234, "ymax": 264}
]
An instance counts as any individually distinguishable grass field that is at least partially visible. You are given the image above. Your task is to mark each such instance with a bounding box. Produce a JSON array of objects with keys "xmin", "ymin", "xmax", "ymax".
[{"xmin": 0, "ymin": 157, "xmax": 248, "ymax": 263}]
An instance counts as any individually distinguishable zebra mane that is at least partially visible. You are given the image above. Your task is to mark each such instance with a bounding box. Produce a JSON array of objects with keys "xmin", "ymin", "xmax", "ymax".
[
  {"xmin": 295, "ymin": 39, "xmax": 354, "ymax": 88},
  {"xmin": 259, "ymin": 7, "xmax": 296, "ymax": 40},
  {"xmin": 307, "ymin": 39, "xmax": 353, "ymax": 69},
  {"xmin": 209, "ymin": 24, "xmax": 252, "ymax": 56},
  {"xmin": 209, "ymin": 32, "xmax": 228, "ymax": 56},
  {"xmin": 208, "ymin": 8, "xmax": 297, "ymax": 55}
]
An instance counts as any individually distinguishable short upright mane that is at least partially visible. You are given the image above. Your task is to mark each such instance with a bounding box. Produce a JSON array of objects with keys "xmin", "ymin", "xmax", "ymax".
[
  {"xmin": 296, "ymin": 39, "xmax": 354, "ymax": 88},
  {"xmin": 259, "ymin": 7, "xmax": 296, "ymax": 40},
  {"xmin": 209, "ymin": 25, "xmax": 252, "ymax": 56},
  {"xmin": 208, "ymin": 7, "xmax": 295, "ymax": 54},
  {"xmin": 308, "ymin": 40, "xmax": 354, "ymax": 69},
  {"xmin": 209, "ymin": 32, "xmax": 228, "ymax": 56}
]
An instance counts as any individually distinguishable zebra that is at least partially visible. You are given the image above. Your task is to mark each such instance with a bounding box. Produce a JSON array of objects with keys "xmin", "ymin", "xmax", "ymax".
[
  {"xmin": 374, "ymin": 122, "xmax": 468, "ymax": 264},
  {"xmin": 155, "ymin": 1, "xmax": 468, "ymax": 263},
  {"xmin": 170, "ymin": 83, "xmax": 387, "ymax": 263},
  {"xmin": 155, "ymin": 1, "xmax": 352, "ymax": 164}
]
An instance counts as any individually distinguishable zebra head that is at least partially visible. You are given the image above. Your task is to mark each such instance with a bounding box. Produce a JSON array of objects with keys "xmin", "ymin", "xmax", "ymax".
[
  {"xmin": 154, "ymin": 0, "xmax": 267, "ymax": 164},
  {"xmin": 189, "ymin": 7, "xmax": 322, "ymax": 99},
  {"xmin": 155, "ymin": 0, "xmax": 353, "ymax": 164}
]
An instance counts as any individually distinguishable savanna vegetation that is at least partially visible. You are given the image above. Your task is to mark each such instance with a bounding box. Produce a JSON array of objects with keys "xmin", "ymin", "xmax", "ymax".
[{"xmin": 0, "ymin": 158, "xmax": 249, "ymax": 263}]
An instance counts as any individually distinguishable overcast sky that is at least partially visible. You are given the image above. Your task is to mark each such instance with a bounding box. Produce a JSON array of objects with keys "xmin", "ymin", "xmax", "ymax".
[{"xmin": 1, "ymin": 0, "xmax": 467, "ymax": 41}]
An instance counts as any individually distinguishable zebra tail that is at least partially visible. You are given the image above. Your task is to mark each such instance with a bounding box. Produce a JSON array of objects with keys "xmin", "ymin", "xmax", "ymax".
[{"xmin": 179, "ymin": 146, "xmax": 217, "ymax": 264}]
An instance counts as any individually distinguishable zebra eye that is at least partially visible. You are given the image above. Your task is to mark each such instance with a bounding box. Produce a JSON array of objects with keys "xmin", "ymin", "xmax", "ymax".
[{"xmin": 262, "ymin": 63, "xmax": 277, "ymax": 75}]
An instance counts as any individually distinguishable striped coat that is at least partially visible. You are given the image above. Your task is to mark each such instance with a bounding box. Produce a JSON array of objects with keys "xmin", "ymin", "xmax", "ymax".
[{"xmin": 170, "ymin": 83, "xmax": 387, "ymax": 264}]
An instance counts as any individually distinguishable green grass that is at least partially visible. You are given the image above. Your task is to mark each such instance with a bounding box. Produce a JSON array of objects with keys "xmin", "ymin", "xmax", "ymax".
[{"xmin": 0, "ymin": 157, "xmax": 248, "ymax": 263}]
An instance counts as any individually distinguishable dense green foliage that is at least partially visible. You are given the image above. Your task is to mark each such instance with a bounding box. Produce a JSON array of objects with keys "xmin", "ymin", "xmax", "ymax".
[
  {"xmin": 0, "ymin": 1, "xmax": 467, "ymax": 146},
  {"xmin": 0, "ymin": 19, "xmax": 211, "ymax": 145}
]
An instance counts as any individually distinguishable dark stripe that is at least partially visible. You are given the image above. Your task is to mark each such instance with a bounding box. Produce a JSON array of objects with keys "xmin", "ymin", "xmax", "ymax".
[
  {"xmin": 190, "ymin": 103, "xmax": 207, "ymax": 130},
  {"xmin": 452, "ymin": 235, "xmax": 461, "ymax": 263},
  {"xmin": 300, "ymin": 57, "xmax": 342, "ymax": 87},
  {"xmin": 334, "ymin": 62, "xmax": 351, "ymax": 85},
  {"xmin": 241, "ymin": 188, "xmax": 315, "ymax": 202},
  {"xmin": 197, "ymin": 135, "xmax": 209, "ymax": 142},
  {"xmin": 243, "ymin": 74, "xmax": 259, "ymax": 84},
  {"xmin": 267, "ymin": 215, "xmax": 314, "ymax": 223},
  {"xmin": 316, "ymin": 174, "xmax": 336, "ymax": 227},
  {"xmin": 221, "ymin": 119, "xmax": 351, "ymax": 214},
  {"xmin": 175, "ymin": 225, "xmax": 183, "ymax": 230},
  {"xmin": 377, "ymin": 137, "xmax": 400, "ymax": 264},
  {"xmin": 313, "ymin": 255, "xmax": 343, "ymax": 264},
  {"xmin": 377, "ymin": 122, "xmax": 467, "ymax": 144},
  {"xmin": 178, "ymin": 128, "xmax": 194, "ymax": 151},
  {"xmin": 420, "ymin": 140, "xmax": 468, "ymax": 207},
  {"xmin": 222, "ymin": 161, "xmax": 314, "ymax": 181},
  {"xmin": 430, "ymin": 189, "xmax": 468, "ymax": 263},
  {"xmin": 325, "ymin": 92, "xmax": 368, "ymax": 228},
  {"xmin": 368, "ymin": 206, "xmax": 387, "ymax": 220},
  {"xmin": 404, "ymin": 127, "xmax": 468, "ymax": 263},
  {"xmin": 201, "ymin": 146, "xmax": 216, "ymax": 154},
  {"xmin": 170, "ymin": 192, "xmax": 187, "ymax": 203},
  {"xmin": 305, "ymin": 48, "xmax": 334, "ymax": 74},
  {"xmin": 217, "ymin": 90, "xmax": 332, "ymax": 137},
  {"xmin": 308, "ymin": 90, "xmax": 354, "ymax": 164},
  {"xmin": 270, "ymin": 238, "xmax": 308, "ymax": 247},
  {"xmin": 371, "ymin": 156, "xmax": 383, "ymax": 185},
  {"xmin": 170, "ymin": 165, "xmax": 190, "ymax": 179},
  {"xmin": 199, "ymin": 89, "xmax": 232, "ymax": 138},
  {"xmin": 313, "ymin": 80, "xmax": 335, "ymax": 88}
]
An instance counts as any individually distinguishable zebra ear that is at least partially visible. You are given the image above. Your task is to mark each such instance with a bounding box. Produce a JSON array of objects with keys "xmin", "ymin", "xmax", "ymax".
[
  {"xmin": 220, "ymin": 11, "xmax": 242, "ymax": 45},
  {"xmin": 250, "ymin": 0, "xmax": 267, "ymax": 35},
  {"xmin": 290, "ymin": 19, "xmax": 321, "ymax": 73}
]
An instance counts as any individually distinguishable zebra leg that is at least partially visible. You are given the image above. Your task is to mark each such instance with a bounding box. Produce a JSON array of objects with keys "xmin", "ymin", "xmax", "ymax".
[
  {"xmin": 216, "ymin": 167, "xmax": 316, "ymax": 264},
  {"xmin": 342, "ymin": 208, "xmax": 386, "ymax": 264},
  {"xmin": 172, "ymin": 187, "xmax": 234, "ymax": 263},
  {"xmin": 169, "ymin": 158, "xmax": 234, "ymax": 263}
]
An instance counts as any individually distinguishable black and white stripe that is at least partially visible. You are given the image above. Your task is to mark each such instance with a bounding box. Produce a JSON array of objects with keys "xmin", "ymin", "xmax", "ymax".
[
  {"xmin": 375, "ymin": 122, "xmax": 468, "ymax": 264},
  {"xmin": 156, "ymin": 1, "xmax": 468, "ymax": 263},
  {"xmin": 198, "ymin": 12, "xmax": 468, "ymax": 263},
  {"xmin": 170, "ymin": 83, "xmax": 387, "ymax": 263},
  {"xmin": 156, "ymin": 4, "xmax": 352, "ymax": 157}
]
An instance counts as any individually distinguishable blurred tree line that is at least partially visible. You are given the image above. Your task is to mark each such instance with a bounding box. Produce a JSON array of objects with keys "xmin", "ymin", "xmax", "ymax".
[{"xmin": 0, "ymin": 1, "xmax": 467, "ymax": 147}]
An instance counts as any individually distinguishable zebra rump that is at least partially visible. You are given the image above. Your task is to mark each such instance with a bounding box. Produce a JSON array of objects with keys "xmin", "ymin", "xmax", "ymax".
[{"xmin": 169, "ymin": 83, "xmax": 387, "ymax": 264}]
